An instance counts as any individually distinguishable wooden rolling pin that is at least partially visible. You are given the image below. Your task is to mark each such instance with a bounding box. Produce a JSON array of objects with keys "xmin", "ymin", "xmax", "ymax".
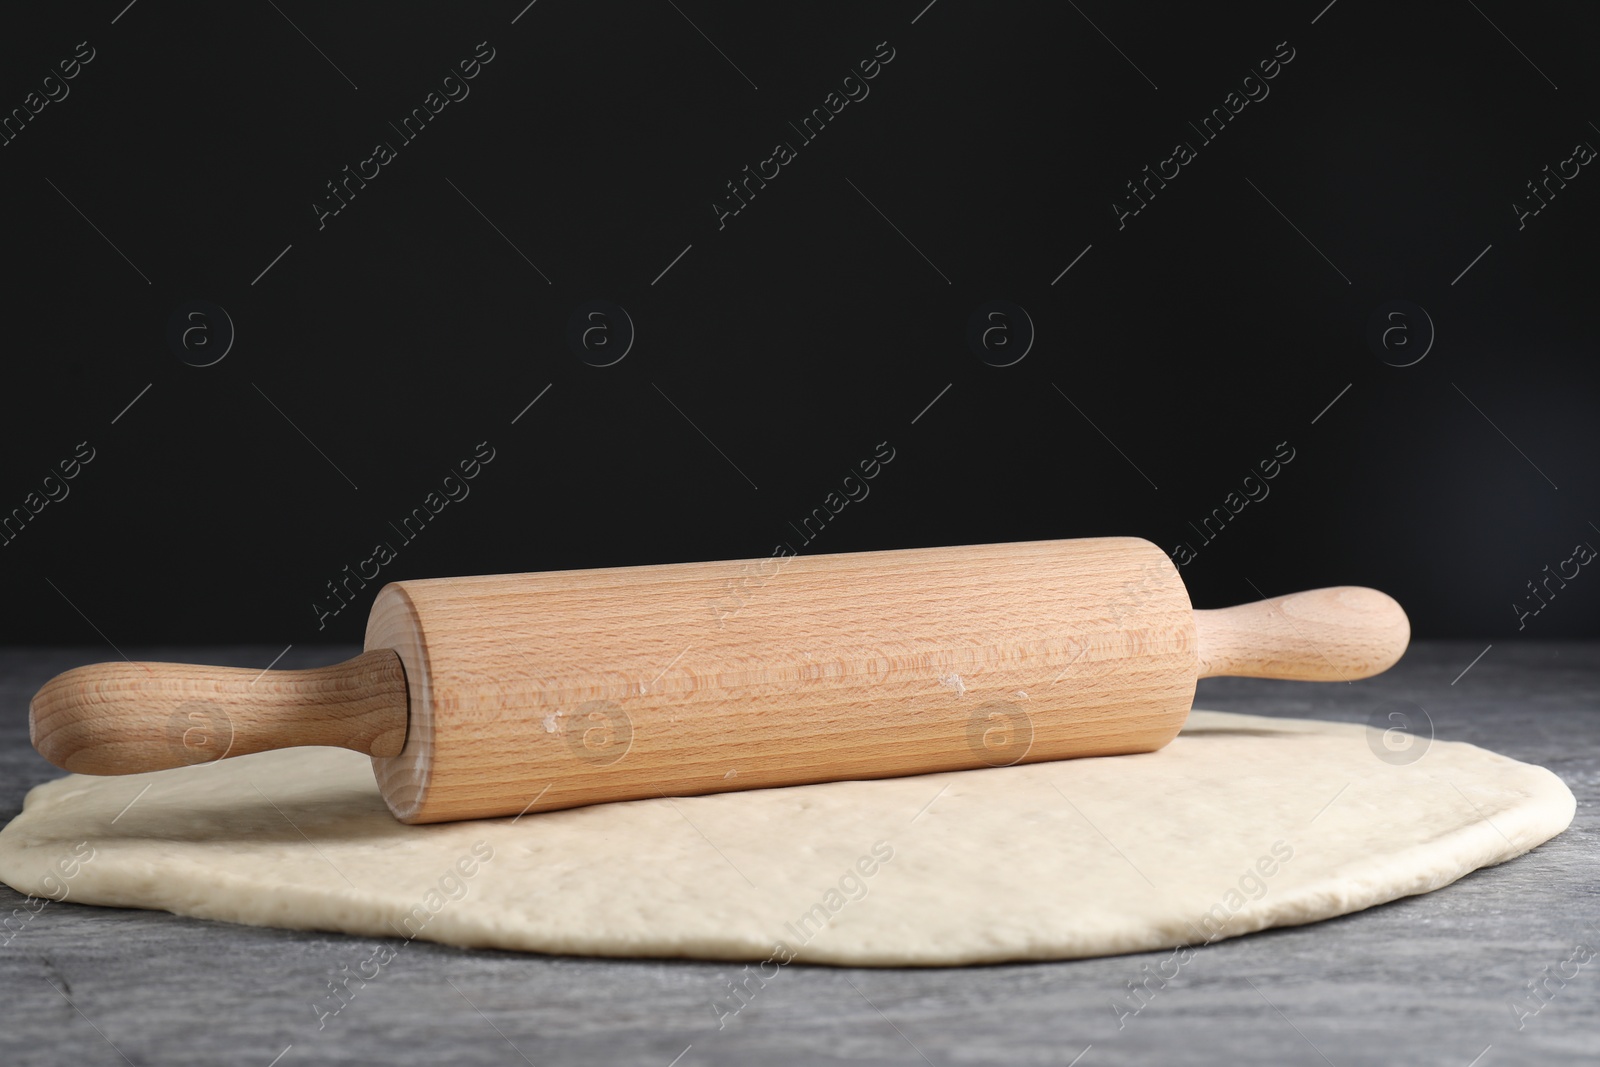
[{"xmin": 30, "ymin": 537, "xmax": 1409, "ymax": 823}]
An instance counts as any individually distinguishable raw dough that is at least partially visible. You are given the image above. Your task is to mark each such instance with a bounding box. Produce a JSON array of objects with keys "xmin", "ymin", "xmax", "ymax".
[{"xmin": 0, "ymin": 711, "xmax": 1574, "ymax": 966}]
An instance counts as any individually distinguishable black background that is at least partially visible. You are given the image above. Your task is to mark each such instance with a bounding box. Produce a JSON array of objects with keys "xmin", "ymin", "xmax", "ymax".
[{"xmin": 2, "ymin": 0, "xmax": 1597, "ymax": 646}]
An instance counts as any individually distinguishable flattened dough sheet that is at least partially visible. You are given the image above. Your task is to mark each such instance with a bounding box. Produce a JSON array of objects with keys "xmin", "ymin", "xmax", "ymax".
[{"xmin": 0, "ymin": 711, "xmax": 1574, "ymax": 966}]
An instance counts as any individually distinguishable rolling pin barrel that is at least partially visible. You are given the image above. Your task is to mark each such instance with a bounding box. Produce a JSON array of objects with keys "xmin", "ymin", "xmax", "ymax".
[{"xmin": 27, "ymin": 538, "xmax": 1410, "ymax": 825}]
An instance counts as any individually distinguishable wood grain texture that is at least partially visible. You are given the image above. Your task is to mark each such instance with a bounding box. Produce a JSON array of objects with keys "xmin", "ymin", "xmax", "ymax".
[
  {"xmin": 25, "ymin": 539, "xmax": 1413, "ymax": 824},
  {"xmin": 367, "ymin": 537, "xmax": 1199, "ymax": 823},
  {"xmin": 1194, "ymin": 586, "xmax": 1410, "ymax": 681},
  {"xmin": 28, "ymin": 650, "xmax": 407, "ymax": 774}
]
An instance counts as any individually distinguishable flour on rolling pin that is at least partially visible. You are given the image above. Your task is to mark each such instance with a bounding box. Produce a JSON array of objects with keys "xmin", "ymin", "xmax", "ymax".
[{"xmin": 27, "ymin": 537, "xmax": 1412, "ymax": 822}]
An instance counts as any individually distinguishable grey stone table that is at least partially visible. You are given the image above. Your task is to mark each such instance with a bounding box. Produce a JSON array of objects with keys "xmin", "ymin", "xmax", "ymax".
[{"xmin": 1, "ymin": 643, "xmax": 1595, "ymax": 1067}]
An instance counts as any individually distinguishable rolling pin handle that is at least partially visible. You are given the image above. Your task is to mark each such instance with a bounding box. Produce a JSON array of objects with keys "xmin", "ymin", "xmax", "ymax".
[
  {"xmin": 1193, "ymin": 586, "xmax": 1410, "ymax": 681},
  {"xmin": 28, "ymin": 650, "xmax": 409, "ymax": 775}
]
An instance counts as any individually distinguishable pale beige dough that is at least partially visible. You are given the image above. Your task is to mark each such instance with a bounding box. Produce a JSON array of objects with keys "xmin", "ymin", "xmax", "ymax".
[{"xmin": 0, "ymin": 711, "xmax": 1574, "ymax": 966}]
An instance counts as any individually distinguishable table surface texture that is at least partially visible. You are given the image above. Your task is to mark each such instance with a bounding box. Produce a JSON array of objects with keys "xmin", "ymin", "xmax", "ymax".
[{"xmin": 1, "ymin": 642, "xmax": 1595, "ymax": 1067}]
